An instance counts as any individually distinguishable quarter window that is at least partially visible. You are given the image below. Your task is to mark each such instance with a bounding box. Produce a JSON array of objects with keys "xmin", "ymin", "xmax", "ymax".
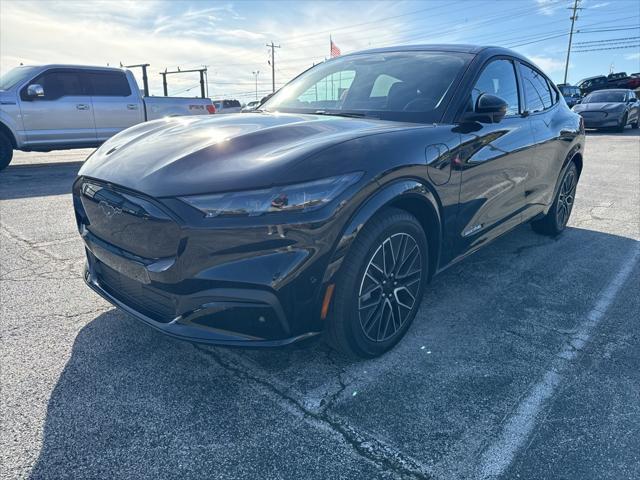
[
  {"xmin": 521, "ymin": 64, "xmax": 553, "ymax": 113},
  {"xmin": 471, "ymin": 59, "xmax": 520, "ymax": 116},
  {"xmin": 87, "ymin": 71, "xmax": 131, "ymax": 97}
]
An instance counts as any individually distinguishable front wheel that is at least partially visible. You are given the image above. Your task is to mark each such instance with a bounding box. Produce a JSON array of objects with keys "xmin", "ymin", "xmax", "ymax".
[
  {"xmin": 325, "ymin": 208, "xmax": 429, "ymax": 357},
  {"xmin": 617, "ymin": 114, "xmax": 628, "ymax": 133},
  {"xmin": 531, "ymin": 162, "xmax": 578, "ymax": 236},
  {"xmin": 0, "ymin": 132, "xmax": 13, "ymax": 171}
]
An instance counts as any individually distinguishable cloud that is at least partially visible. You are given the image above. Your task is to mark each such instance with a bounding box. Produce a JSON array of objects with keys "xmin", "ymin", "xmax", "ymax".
[
  {"xmin": 528, "ymin": 56, "xmax": 566, "ymax": 73},
  {"xmin": 626, "ymin": 53, "xmax": 640, "ymax": 61},
  {"xmin": 535, "ymin": 0, "xmax": 561, "ymax": 16}
]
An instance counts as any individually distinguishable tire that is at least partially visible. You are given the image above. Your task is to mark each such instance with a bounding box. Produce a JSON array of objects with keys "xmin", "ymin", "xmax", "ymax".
[
  {"xmin": 325, "ymin": 207, "xmax": 429, "ymax": 358},
  {"xmin": 0, "ymin": 131, "xmax": 13, "ymax": 171},
  {"xmin": 632, "ymin": 119, "xmax": 639, "ymax": 129},
  {"xmin": 617, "ymin": 114, "xmax": 627, "ymax": 133},
  {"xmin": 531, "ymin": 162, "xmax": 578, "ymax": 236}
]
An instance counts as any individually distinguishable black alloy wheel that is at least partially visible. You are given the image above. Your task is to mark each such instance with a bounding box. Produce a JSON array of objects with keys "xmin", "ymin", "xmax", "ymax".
[
  {"xmin": 326, "ymin": 208, "xmax": 428, "ymax": 357},
  {"xmin": 531, "ymin": 162, "xmax": 579, "ymax": 236}
]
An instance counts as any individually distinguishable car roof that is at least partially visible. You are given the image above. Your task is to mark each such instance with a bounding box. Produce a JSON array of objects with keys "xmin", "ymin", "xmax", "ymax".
[
  {"xmin": 339, "ymin": 44, "xmax": 540, "ymax": 68},
  {"xmin": 21, "ymin": 64, "xmax": 128, "ymax": 73}
]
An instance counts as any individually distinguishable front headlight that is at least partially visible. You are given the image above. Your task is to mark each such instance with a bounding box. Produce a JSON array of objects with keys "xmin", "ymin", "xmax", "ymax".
[{"xmin": 180, "ymin": 172, "xmax": 362, "ymax": 218}]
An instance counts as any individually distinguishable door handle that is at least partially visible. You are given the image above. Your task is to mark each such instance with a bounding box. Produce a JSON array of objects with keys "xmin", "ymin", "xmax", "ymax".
[
  {"xmin": 127, "ymin": 104, "xmax": 138, "ymax": 110},
  {"xmin": 76, "ymin": 104, "xmax": 89, "ymax": 110}
]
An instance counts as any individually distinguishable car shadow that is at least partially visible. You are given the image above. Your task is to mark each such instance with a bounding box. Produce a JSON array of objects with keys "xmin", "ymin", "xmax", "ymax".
[
  {"xmin": 28, "ymin": 224, "xmax": 639, "ymax": 478},
  {"xmin": 0, "ymin": 161, "xmax": 82, "ymax": 200}
]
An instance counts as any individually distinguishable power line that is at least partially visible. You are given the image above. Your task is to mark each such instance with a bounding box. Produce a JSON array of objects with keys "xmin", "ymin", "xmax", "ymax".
[
  {"xmin": 574, "ymin": 36, "xmax": 640, "ymax": 45},
  {"xmin": 573, "ymin": 44, "xmax": 640, "ymax": 52}
]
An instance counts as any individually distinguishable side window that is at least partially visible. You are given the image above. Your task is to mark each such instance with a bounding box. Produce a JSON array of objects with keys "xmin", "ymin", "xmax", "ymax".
[
  {"xmin": 520, "ymin": 64, "xmax": 552, "ymax": 113},
  {"xmin": 87, "ymin": 71, "xmax": 131, "ymax": 97},
  {"xmin": 471, "ymin": 59, "xmax": 520, "ymax": 116},
  {"xmin": 30, "ymin": 71, "xmax": 85, "ymax": 100}
]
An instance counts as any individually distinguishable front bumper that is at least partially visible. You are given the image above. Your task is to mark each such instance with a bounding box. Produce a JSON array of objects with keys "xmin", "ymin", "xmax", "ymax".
[
  {"xmin": 577, "ymin": 111, "xmax": 624, "ymax": 128},
  {"xmin": 73, "ymin": 177, "xmax": 352, "ymax": 346}
]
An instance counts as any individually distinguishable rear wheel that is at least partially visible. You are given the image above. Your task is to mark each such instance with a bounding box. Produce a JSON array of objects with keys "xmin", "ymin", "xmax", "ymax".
[
  {"xmin": 632, "ymin": 118, "xmax": 639, "ymax": 129},
  {"xmin": 0, "ymin": 132, "xmax": 13, "ymax": 171},
  {"xmin": 326, "ymin": 208, "xmax": 428, "ymax": 357},
  {"xmin": 531, "ymin": 162, "xmax": 578, "ymax": 236}
]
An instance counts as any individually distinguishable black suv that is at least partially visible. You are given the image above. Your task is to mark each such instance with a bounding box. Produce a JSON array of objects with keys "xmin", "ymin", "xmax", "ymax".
[{"xmin": 74, "ymin": 45, "xmax": 584, "ymax": 357}]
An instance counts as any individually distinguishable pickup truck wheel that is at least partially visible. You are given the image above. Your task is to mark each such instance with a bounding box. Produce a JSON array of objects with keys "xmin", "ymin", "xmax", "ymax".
[
  {"xmin": 531, "ymin": 162, "xmax": 578, "ymax": 236},
  {"xmin": 325, "ymin": 208, "xmax": 428, "ymax": 358},
  {"xmin": 0, "ymin": 132, "xmax": 13, "ymax": 171}
]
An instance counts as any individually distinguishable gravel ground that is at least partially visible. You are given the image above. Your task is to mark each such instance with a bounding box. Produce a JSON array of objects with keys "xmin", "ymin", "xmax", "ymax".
[{"xmin": 1, "ymin": 129, "xmax": 639, "ymax": 480}]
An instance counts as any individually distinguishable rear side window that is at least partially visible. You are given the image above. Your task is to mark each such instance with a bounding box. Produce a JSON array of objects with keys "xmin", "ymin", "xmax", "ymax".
[
  {"xmin": 87, "ymin": 71, "xmax": 131, "ymax": 97},
  {"xmin": 520, "ymin": 64, "xmax": 553, "ymax": 113},
  {"xmin": 471, "ymin": 59, "xmax": 520, "ymax": 116},
  {"xmin": 29, "ymin": 71, "xmax": 85, "ymax": 100}
]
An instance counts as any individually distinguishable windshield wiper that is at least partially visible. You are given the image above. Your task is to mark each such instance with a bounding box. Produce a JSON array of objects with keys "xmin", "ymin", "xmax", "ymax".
[{"xmin": 313, "ymin": 110, "xmax": 370, "ymax": 119}]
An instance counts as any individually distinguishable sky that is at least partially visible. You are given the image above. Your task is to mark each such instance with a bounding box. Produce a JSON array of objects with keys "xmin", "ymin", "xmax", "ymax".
[{"xmin": 1, "ymin": 0, "xmax": 639, "ymax": 102}]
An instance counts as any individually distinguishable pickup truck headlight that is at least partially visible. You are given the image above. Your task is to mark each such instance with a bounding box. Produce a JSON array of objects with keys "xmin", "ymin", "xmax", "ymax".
[{"xmin": 180, "ymin": 172, "xmax": 362, "ymax": 218}]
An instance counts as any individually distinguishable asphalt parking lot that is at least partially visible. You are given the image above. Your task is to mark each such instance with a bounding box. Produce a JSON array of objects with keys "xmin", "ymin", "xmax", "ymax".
[{"xmin": 1, "ymin": 129, "xmax": 639, "ymax": 480}]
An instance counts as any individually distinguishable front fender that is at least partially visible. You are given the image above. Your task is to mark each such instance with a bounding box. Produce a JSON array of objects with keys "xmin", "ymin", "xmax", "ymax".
[{"xmin": 323, "ymin": 178, "xmax": 442, "ymax": 283}]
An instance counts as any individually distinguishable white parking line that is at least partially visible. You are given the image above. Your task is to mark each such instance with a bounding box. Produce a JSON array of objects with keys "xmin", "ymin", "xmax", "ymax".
[{"xmin": 478, "ymin": 242, "xmax": 640, "ymax": 479}]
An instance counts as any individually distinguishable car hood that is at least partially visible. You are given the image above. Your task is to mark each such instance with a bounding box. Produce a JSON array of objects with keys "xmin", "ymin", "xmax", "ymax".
[
  {"xmin": 79, "ymin": 113, "xmax": 412, "ymax": 197},
  {"xmin": 575, "ymin": 102, "xmax": 625, "ymax": 111}
]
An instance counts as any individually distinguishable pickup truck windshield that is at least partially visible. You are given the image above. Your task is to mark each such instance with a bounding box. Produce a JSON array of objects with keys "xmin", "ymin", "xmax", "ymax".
[
  {"xmin": 0, "ymin": 66, "xmax": 39, "ymax": 90},
  {"xmin": 584, "ymin": 92, "xmax": 626, "ymax": 103},
  {"xmin": 262, "ymin": 51, "xmax": 471, "ymax": 123}
]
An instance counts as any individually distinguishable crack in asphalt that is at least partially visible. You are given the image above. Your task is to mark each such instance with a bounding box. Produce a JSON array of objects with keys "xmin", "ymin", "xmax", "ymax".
[{"xmin": 192, "ymin": 344, "xmax": 433, "ymax": 480}]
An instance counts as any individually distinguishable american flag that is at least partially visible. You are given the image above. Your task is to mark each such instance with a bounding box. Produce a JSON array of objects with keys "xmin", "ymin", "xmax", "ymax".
[{"xmin": 330, "ymin": 37, "xmax": 341, "ymax": 58}]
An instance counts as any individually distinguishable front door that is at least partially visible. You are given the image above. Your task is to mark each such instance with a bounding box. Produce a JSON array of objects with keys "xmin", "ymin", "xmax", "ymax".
[
  {"xmin": 19, "ymin": 69, "xmax": 96, "ymax": 147},
  {"xmin": 454, "ymin": 58, "xmax": 535, "ymax": 257}
]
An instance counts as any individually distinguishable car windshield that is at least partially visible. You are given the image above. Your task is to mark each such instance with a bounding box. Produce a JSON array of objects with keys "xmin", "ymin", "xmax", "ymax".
[
  {"xmin": 261, "ymin": 51, "xmax": 472, "ymax": 123},
  {"xmin": 0, "ymin": 66, "xmax": 39, "ymax": 90},
  {"xmin": 584, "ymin": 91, "xmax": 626, "ymax": 103}
]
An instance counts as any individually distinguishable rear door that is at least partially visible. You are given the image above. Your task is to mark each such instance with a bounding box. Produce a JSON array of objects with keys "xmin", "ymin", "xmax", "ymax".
[
  {"xmin": 19, "ymin": 68, "xmax": 96, "ymax": 146},
  {"xmin": 518, "ymin": 62, "xmax": 564, "ymax": 216},
  {"xmin": 88, "ymin": 70, "xmax": 143, "ymax": 142},
  {"xmin": 455, "ymin": 58, "xmax": 534, "ymax": 255}
]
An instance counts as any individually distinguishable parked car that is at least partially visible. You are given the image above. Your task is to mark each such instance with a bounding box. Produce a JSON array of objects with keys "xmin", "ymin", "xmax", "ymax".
[
  {"xmin": 627, "ymin": 73, "xmax": 640, "ymax": 90},
  {"xmin": 557, "ymin": 84, "xmax": 582, "ymax": 108},
  {"xmin": 212, "ymin": 99, "xmax": 242, "ymax": 113},
  {"xmin": 576, "ymin": 75, "xmax": 609, "ymax": 96},
  {"xmin": 241, "ymin": 100, "xmax": 261, "ymax": 112},
  {"xmin": 606, "ymin": 72, "xmax": 631, "ymax": 89},
  {"xmin": 73, "ymin": 45, "xmax": 584, "ymax": 357},
  {"xmin": 572, "ymin": 89, "xmax": 639, "ymax": 132},
  {"xmin": 0, "ymin": 64, "xmax": 215, "ymax": 170}
]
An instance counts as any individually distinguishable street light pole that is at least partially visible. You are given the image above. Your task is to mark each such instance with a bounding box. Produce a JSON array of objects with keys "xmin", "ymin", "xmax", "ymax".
[{"xmin": 252, "ymin": 70, "xmax": 260, "ymax": 100}]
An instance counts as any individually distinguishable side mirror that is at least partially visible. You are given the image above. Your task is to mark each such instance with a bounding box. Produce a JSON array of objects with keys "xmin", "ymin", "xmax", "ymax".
[
  {"xmin": 27, "ymin": 84, "xmax": 44, "ymax": 98},
  {"xmin": 628, "ymin": 98, "xmax": 636, "ymax": 103},
  {"xmin": 462, "ymin": 93, "xmax": 508, "ymax": 124}
]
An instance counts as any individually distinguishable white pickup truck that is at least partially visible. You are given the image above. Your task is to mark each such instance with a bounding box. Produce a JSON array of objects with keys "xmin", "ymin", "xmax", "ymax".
[{"xmin": 0, "ymin": 64, "xmax": 216, "ymax": 170}]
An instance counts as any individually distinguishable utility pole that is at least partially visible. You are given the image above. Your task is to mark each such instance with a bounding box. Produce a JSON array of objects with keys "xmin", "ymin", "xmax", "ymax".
[
  {"xmin": 563, "ymin": 0, "xmax": 583, "ymax": 84},
  {"xmin": 266, "ymin": 41, "xmax": 280, "ymax": 93},
  {"xmin": 252, "ymin": 70, "xmax": 260, "ymax": 100}
]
